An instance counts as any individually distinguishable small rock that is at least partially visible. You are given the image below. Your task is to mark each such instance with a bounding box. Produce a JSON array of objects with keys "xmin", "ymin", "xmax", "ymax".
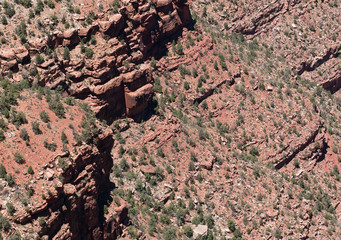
[
  {"xmin": 45, "ymin": 169, "xmax": 54, "ymax": 181},
  {"xmin": 63, "ymin": 184, "xmax": 76, "ymax": 195},
  {"xmin": 193, "ymin": 225, "xmax": 208, "ymax": 239},
  {"xmin": 266, "ymin": 85, "xmax": 273, "ymax": 91},
  {"xmin": 295, "ymin": 169, "xmax": 303, "ymax": 177}
]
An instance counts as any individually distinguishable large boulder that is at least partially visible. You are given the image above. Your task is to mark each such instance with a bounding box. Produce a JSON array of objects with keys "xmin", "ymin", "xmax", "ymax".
[
  {"xmin": 153, "ymin": 0, "xmax": 174, "ymax": 15},
  {"xmin": 193, "ymin": 225, "xmax": 208, "ymax": 239},
  {"xmin": 160, "ymin": 10, "xmax": 183, "ymax": 37},
  {"xmin": 174, "ymin": 1, "xmax": 192, "ymax": 26},
  {"xmin": 13, "ymin": 47, "xmax": 30, "ymax": 64},
  {"xmin": 99, "ymin": 14, "xmax": 125, "ymax": 37},
  {"xmin": 125, "ymin": 83, "xmax": 154, "ymax": 116},
  {"xmin": 27, "ymin": 38, "xmax": 47, "ymax": 52},
  {"xmin": 0, "ymin": 49, "xmax": 15, "ymax": 60},
  {"xmin": 62, "ymin": 28, "xmax": 80, "ymax": 47},
  {"xmin": 78, "ymin": 24, "xmax": 99, "ymax": 39},
  {"xmin": 123, "ymin": 65, "xmax": 151, "ymax": 91}
]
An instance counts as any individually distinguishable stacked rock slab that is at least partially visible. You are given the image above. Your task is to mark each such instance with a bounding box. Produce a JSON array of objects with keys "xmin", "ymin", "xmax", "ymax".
[{"xmin": 0, "ymin": 0, "xmax": 192, "ymax": 122}]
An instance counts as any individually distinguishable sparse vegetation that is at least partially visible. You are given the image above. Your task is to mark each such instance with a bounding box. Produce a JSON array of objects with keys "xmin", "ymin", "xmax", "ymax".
[{"xmin": 14, "ymin": 152, "xmax": 25, "ymax": 164}]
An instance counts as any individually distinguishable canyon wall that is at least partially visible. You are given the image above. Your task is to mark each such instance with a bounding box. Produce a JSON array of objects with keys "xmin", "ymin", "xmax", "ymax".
[{"xmin": 0, "ymin": 0, "xmax": 192, "ymax": 122}]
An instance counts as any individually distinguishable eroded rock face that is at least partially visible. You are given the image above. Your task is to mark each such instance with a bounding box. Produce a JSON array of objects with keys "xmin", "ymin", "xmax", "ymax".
[
  {"xmin": 0, "ymin": 1, "xmax": 192, "ymax": 238},
  {"xmin": 0, "ymin": 0, "xmax": 192, "ymax": 123},
  {"xmin": 14, "ymin": 129, "xmax": 125, "ymax": 240},
  {"xmin": 297, "ymin": 44, "xmax": 341, "ymax": 75}
]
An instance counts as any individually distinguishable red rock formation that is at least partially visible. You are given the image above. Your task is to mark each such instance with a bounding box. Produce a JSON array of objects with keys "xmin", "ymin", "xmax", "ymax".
[
  {"xmin": 13, "ymin": 129, "xmax": 126, "ymax": 240},
  {"xmin": 297, "ymin": 44, "xmax": 341, "ymax": 75},
  {"xmin": 98, "ymin": 14, "xmax": 125, "ymax": 37},
  {"xmin": 320, "ymin": 70, "xmax": 341, "ymax": 94},
  {"xmin": 0, "ymin": 0, "xmax": 192, "ymax": 123}
]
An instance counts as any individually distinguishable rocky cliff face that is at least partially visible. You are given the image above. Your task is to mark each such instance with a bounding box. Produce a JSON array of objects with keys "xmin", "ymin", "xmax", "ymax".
[
  {"xmin": 0, "ymin": 86, "xmax": 127, "ymax": 239},
  {"xmin": 11, "ymin": 128, "xmax": 127, "ymax": 240},
  {"xmin": 0, "ymin": 0, "xmax": 192, "ymax": 123},
  {"xmin": 0, "ymin": 1, "xmax": 192, "ymax": 239}
]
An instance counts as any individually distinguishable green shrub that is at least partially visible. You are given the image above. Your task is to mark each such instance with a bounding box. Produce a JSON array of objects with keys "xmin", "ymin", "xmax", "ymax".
[
  {"xmin": 84, "ymin": 48, "xmax": 94, "ymax": 58},
  {"xmin": 11, "ymin": 111, "xmax": 27, "ymax": 128},
  {"xmin": 15, "ymin": 21, "xmax": 27, "ymax": 44},
  {"xmin": 214, "ymin": 60, "xmax": 218, "ymax": 70},
  {"xmin": 0, "ymin": 164, "xmax": 6, "ymax": 178},
  {"xmin": 58, "ymin": 158, "xmax": 69, "ymax": 170},
  {"xmin": 249, "ymin": 146, "xmax": 260, "ymax": 156},
  {"xmin": 150, "ymin": 57, "xmax": 157, "ymax": 69},
  {"xmin": 188, "ymin": 162, "xmax": 195, "ymax": 171},
  {"xmin": 63, "ymin": 47, "xmax": 70, "ymax": 60},
  {"xmin": 201, "ymin": 101, "xmax": 208, "ymax": 110},
  {"xmin": 127, "ymin": 226, "xmax": 138, "ymax": 239},
  {"xmin": 35, "ymin": 0, "xmax": 44, "ymax": 14},
  {"xmin": 219, "ymin": 52, "xmax": 227, "ymax": 70},
  {"xmin": 3, "ymin": 1, "xmax": 15, "ymax": 18},
  {"xmin": 192, "ymin": 68, "xmax": 198, "ymax": 78},
  {"xmin": 46, "ymin": 0, "xmax": 54, "ymax": 8},
  {"xmin": 0, "ymin": 130, "xmax": 5, "ymax": 142},
  {"xmin": 19, "ymin": 128, "xmax": 30, "ymax": 143},
  {"xmin": 175, "ymin": 42, "xmax": 184, "ymax": 55},
  {"xmin": 119, "ymin": 158, "xmax": 129, "ymax": 171},
  {"xmin": 50, "ymin": 13, "xmax": 58, "ymax": 25},
  {"xmin": 38, "ymin": 217, "xmax": 46, "ymax": 226},
  {"xmin": 183, "ymin": 226, "xmax": 193, "ymax": 238},
  {"xmin": 14, "ymin": 152, "xmax": 25, "ymax": 164},
  {"xmin": 31, "ymin": 121, "xmax": 42, "ymax": 134},
  {"xmin": 1, "ymin": 16, "xmax": 8, "ymax": 25},
  {"xmin": 5, "ymin": 174, "xmax": 15, "ymax": 186},
  {"xmin": 40, "ymin": 110, "xmax": 50, "ymax": 123},
  {"xmin": 16, "ymin": 0, "xmax": 32, "ymax": 8},
  {"xmin": 27, "ymin": 166, "xmax": 34, "ymax": 175},
  {"xmin": 0, "ymin": 213, "xmax": 11, "ymax": 232},
  {"xmin": 293, "ymin": 159, "xmax": 300, "ymax": 168},
  {"xmin": 90, "ymin": 35, "xmax": 97, "ymax": 45},
  {"xmin": 44, "ymin": 140, "xmax": 57, "ymax": 151},
  {"xmin": 81, "ymin": 128, "xmax": 92, "ymax": 143},
  {"xmin": 6, "ymin": 202, "xmax": 15, "ymax": 215},
  {"xmin": 61, "ymin": 131, "xmax": 68, "ymax": 144},
  {"xmin": 48, "ymin": 98, "xmax": 65, "ymax": 118},
  {"xmin": 163, "ymin": 229, "xmax": 177, "ymax": 240},
  {"xmin": 29, "ymin": 9, "xmax": 35, "ymax": 19},
  {"xmin": 35, "ymin": 54, "xmax": 44, "ymax": 64},
  {"xmin": 184, "ymin": 81, "xmax": 190, "ymax": 90},
  {"xmin": 65, "ymin": 97, "xmax": 75, "ymax": 106},
  {"xmin": 228, "ymin": 219, "xmax": 236, "ymax": 232},
  {"xmin": 157, "ymin": 148, "xmax": 165, "ymax": 158}
]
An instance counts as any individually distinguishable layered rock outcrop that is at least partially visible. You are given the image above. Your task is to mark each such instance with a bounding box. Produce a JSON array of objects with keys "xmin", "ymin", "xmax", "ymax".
[
  {"xmin": 13, "ymin": 129, "xmax": 127, "ymax": 240},
  {"xmin": 297, "ymin": 44, "xmax": 340, "ymax": 75},
  {"xmin": 0, "ymin": 1, "xmax": 192, "ymax": 238},
  {"xmin": 0, "ymin": 0, "xmax": 192, "ymax": 122}
]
